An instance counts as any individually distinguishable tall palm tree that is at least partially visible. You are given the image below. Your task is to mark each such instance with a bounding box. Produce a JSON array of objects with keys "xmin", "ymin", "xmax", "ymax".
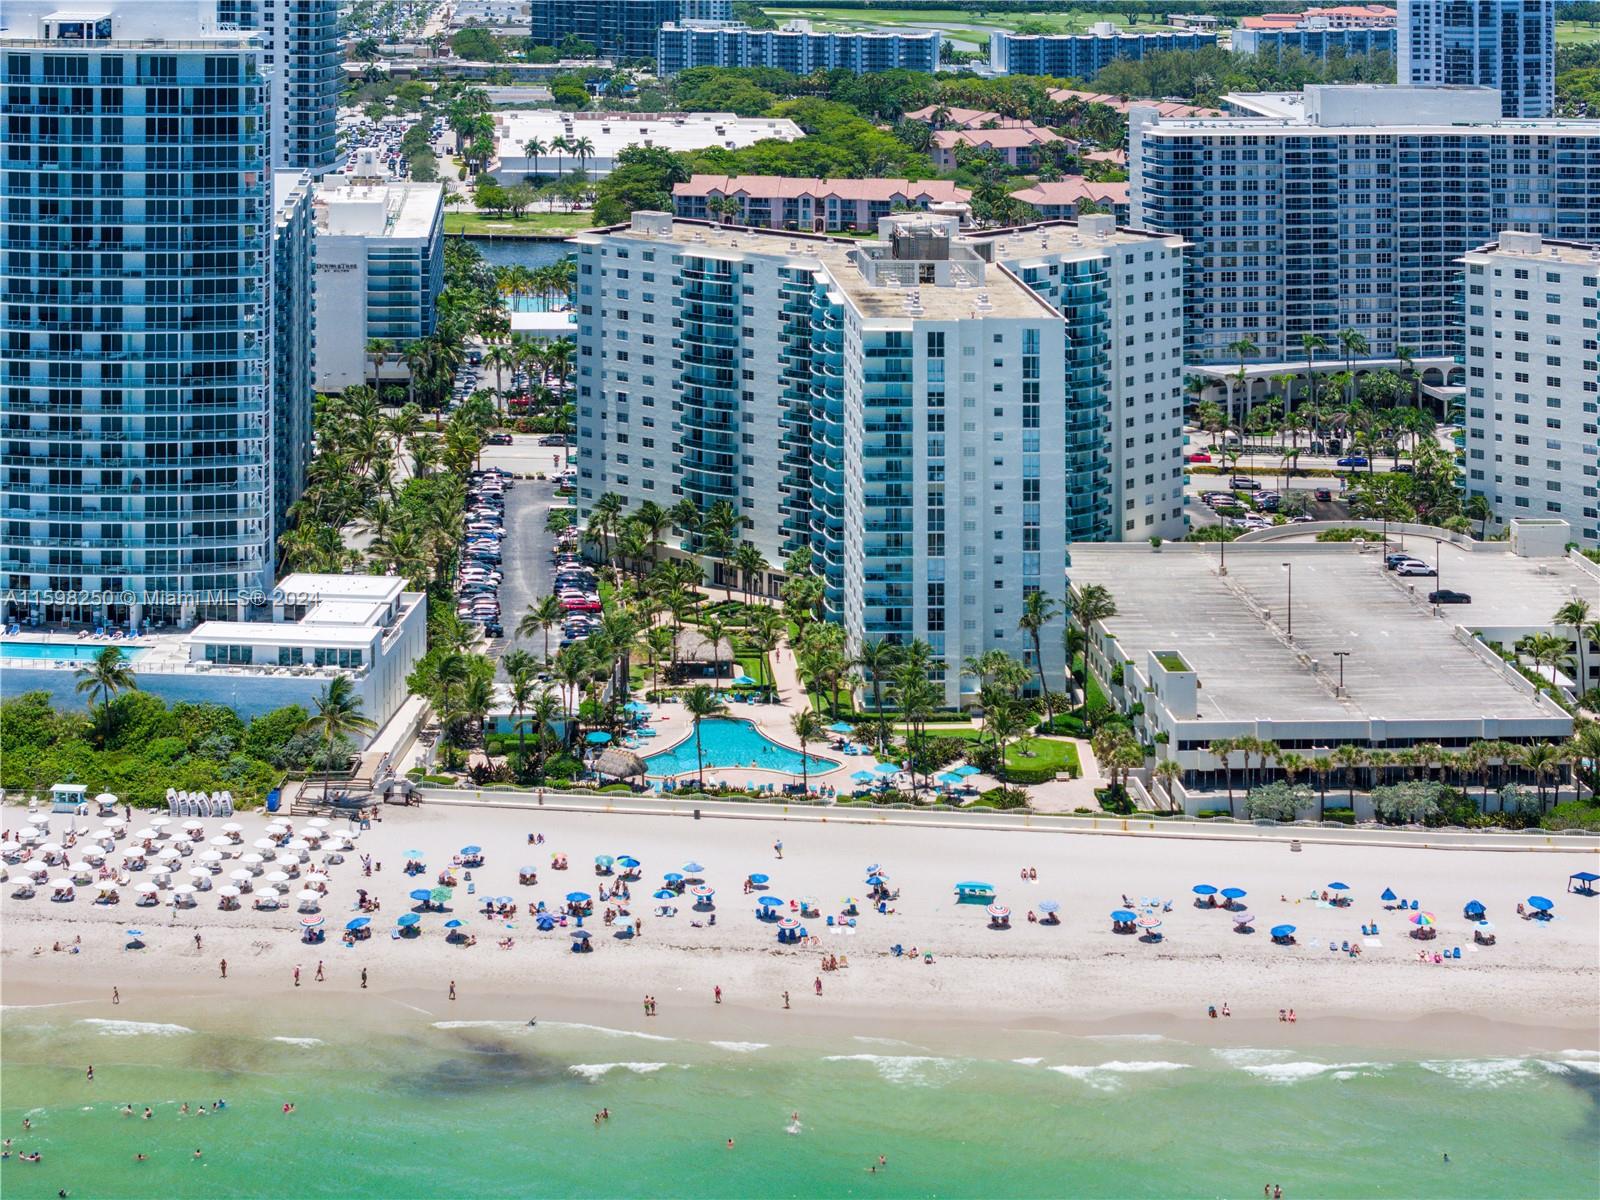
[
  {"xmin": 1331, "ymin": 743, "xmax": 1365, "ymax": 812},
  {"xmin": 1152, "ymin": 758, "xmax": 1182, "ymax": 812},
  {"xmin": 518, "ymin": 593, "xmax": 566, "ymax": 662},
  {"xmin": 303, "ymin": 675, "xmax": 375, "ymax": 800},
  {"xmin": 1337, "ymin": 327, "xmax": 1368, "ymax": 410},
  {"xmin": 365, "ymin": 337, "xmax": 393, "ymax": 392},
  {"xmin": 1554, "ymin": 599, "xmax": 1592, "ymax": 694},
  {"xmin": 683, "ymin": 684, "xmax": 726, "ymax": 791},
  {"xmin": 791, "ymin": 708, "xmax": 825, "ymax": 795},
  {"xmin": 74, "ymin": 645, "xmax": 138, "ymax": 746},
  {"xmin": 731, "ymin": 540, "xmax": 768, "ymax": 606},
  {"xmin": 854, "ymin": 637, "xmax": 902, "ymax": 755},
  {"xmin": 1521, "ymin": 741, "xmax": 1563, "ymax": 810},
  {"xmin": 568, "ymin": 134, "xmax": 596, "ymax": 181},
  {"xmin": 1208, "ymin": 737, "xmax": 1237, "ymax": 816},
  {"xmin": 549, "ymin": 134, "xmax": 569, "ymax": 179},
  {"xmin": 522, "ymin": 136, "xmax": 546, "ymax": 178},
  {"xmin": 528, "ymin": 691, "xmax": 562, "ymax": 783},
  {"xmin": 1226, "ymin": 336, "xmax": 1258, "ymax": 428},
  {"xmin": 1067, "ymin": 583, "xmax": 1117, "ymax": 706},
  {"xmin": 506, "ymin": 664, "xmax": 538, "ymax": 773},
  {"xmin": 1017, "ymin": 591, "xmax": 1061, "ymax": 715},
  {"xmin": 1300, "ymin": 332, "xmax": 1326, "ymax": 424},
  {"xmin": 747, "ymin": 607, "xmax": 783, "ymax": 692}
]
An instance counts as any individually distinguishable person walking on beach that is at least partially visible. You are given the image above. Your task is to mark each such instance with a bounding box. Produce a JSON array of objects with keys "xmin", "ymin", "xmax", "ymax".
[
  {"xmin": 714, "ymin": 985, "xmax": 722, "ymax": 1005},
  {"xmin": 814, "ymin": 976, "xmax": 822, "ymax": 997},
  {"xmin": 314, "ymin": 961, "xmax": 324, "ymax": 982},
  {"xmin": 449, "ymin": 980, "xmax": 456, "ymax": 1001},
  {"xmin": 773, "ymin": 839, "xmax": 783, "ymax": 860},
  {"xmin": 86, "ymin": 1064, "xmax": 93, "ymax": 1082},
  {"xmin": 219, "ymin": 959, "xmax": 227, "ymax": 979},
  {"xmin": 194, "ymin": 932, "xmax": 202, "ymax": 951},
  {"xmin": 293, "ymin": 966, "xmax": 301, "ymax": 988},
  {"xmin": 360, "ymin": 968, "xmax": 368, "ymax": 989},
  {"xmin": 112, "ymin": 987, "xmax": 119, "ymax": 1006},
  {"xmin": 783, "ymin": 990, "xmax": 790, "ymax": 1009}
]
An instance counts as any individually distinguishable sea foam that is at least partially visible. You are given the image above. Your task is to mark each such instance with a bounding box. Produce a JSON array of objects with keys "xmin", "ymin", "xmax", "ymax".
[
  {"xmin": 568, "ymin": 1062, "xmax": 681, "ymax": 1082},
  {"xmin": 708, "ymin": 1041, "xmax": 768, "ymax": 1053},
  {"xmin": 1418, "ymin": 1058, "xmax": 1535, "ymax": 1088},
  {"xmin": 271, "ymin": 1036, "xmax": 325, "ymax": 1047},
  {"xmin": 1239, "ymin": 1061, "xmax": 1381, "ymax": 1084},
  {"xmin": 824, "ymin": 1054, "xmax": 959, "ymax": 1086},
  {"xmin": 79, "ymin": 1019, "xmax": 193, "ymax": 1037},
  {"xmin": 1048, "ymin": 1061, "xmax": 1191, "ymax": 1090}
]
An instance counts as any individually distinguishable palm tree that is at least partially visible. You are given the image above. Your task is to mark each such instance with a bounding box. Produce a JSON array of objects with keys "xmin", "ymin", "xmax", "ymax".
[
  {"xmin": 506, "ymin": 665, "xmax": 538, "ymax": 774},
  {"xmin": 518, "ymin": 594, "xmax": 566, "ymax": 662},
  {"xmin": 528, "ymin": 691, "xmax": 562, "ymax": 783},
  {"xmin": 1521, "ymin": 741, "xmax": 1563, "ymax": 811},
  {"xmin": 549, "ymin": 134, "xmax": 569, "ymax": 179},
  {"xmin": 1300, "ymin": 333, "xmax": 1326, "ymax": 423},
  {"xmin": 1152, "ymin": 758, "xmax": 1182, "ymax": 812},
  {"xmin": 74, "ymin": 645, "xmax": 138, "ymax": 745},
  {"xmin": 1225, "ymin": 336, "xmax": 1258, "ymax": 428},
  {"xmin": 644, "ymin": 624, "xmax": 674, "ymax": 695},
  {"xmin": 854, "ymin": 637, "xmax": 901, "ymax": 755},
  {"xmin": 1331, "ymin": 743, "xmax": 1365, "ymax": 812},
  {"xmin": 1208, "ymin": 737, "xmax": 1237, "ymax": 816},
  {"xmin": 1464, "ymin": 492, "xmax": 1493, "ymax": 541},
  {"xmin": 522, "ymin": 136, "xmax": 546, "ymax": 179},
  {"xmin": 568, "ymin": 134, "xmax": 596, "ymax": 181},
  {"xmin": 747, "ymin": 607, "xmax": 783, "ymax": 692},
  {"xmin": 1337, "ymin": 327, "xmax": 1368, "ymax": 410},
  {"xmin": 365, "ymin": 337, "xmax": 393, "ymax": 392},
  {"xmin": 1277, "ymin": 751, "xmax": 1309, "ymax": 817},
  {"xmin": 1067, "ymin": 583, "xmax": 1117, "ymax": 706},
  {"xmin": 683, "ymin": 684, "xmax": 726, "ymax": 791},
  {"xmin": 302, "ymin": 675, "xmax": 375, "ymax": 801},
  {"xmin": 1554, "ymin": 599, "xmax": 1592, "ymax": 694},
  {"xmin": 731, "ymin": 540, "xmax": 768, "ymax": 606},
  {"xmin": 791, "ymin": 708, "xmax": 825, "ymax": 795},
  {"xmin": 1017, "ymin": 590, "xmax": 1061, "ymax": 715}
]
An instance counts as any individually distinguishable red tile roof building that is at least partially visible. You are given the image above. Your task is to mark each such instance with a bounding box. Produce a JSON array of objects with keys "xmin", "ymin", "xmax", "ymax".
[{"xmin": 672, "ymin": 175, "xmax": 971, "ymax": 232}]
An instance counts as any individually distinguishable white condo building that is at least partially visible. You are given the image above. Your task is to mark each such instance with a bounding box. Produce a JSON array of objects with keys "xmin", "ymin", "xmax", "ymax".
[
  {"xmin": 572, "ymin": 212, "xmax": 1185, "ymax": 704},
  {"xmin": 1399, "ymin": 0, "xmax": 1554, "ymax": 119},
  {"xmin": 219, "ymin": 0, "xmax": 342, "ymax": 175},
  {"xmin": 1129, "ymin": 84, "xmax": 1600, "ymax": 366},
  {"xmin": 1461, "ymin": 231, "xmax": 1600, "ymax": 547},
  {"xmin": 311, "ymin": 151, "xmax": 445, "ymax": 393}
]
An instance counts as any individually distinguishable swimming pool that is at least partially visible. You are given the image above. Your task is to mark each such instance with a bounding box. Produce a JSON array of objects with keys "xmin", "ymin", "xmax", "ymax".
[
  {"xmin": 507, "ymin": 294, "xmax": 575, "ymax": 314},
  {"xmin": 0, "ymin": 641, "xmax": 146, "ymax": 663},
  {"xmin": 643, "ymin": 718, "xmax": 838, "ymax": 777}
]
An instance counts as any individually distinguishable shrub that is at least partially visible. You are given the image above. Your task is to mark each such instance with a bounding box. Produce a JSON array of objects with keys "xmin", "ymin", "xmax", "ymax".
[
  {"xmin": 1096, "ymin": 784, "xmax": 1135, "ymax": 815},
  {"xmin": 976, "ymin": 786, "xmax": 1029, "ymax": 810},
  {"xmin": 1245, "ymin": 782, "xmax": 1311, "ymax": 822},
  {"xmin": 1316, "ymin": 527, "xmax": 1387, "ymax": 542},
  {"xmin": 1321, "ymin": 807, "xmax": 1357, "ymax": 825},
  {"xmin": 1370, "ymin": 780, "xmax": 1446, "ymax": 824},
  {"xmin": 1542, "ymin": 800, "xmax": 1600, "ymax": 832}
]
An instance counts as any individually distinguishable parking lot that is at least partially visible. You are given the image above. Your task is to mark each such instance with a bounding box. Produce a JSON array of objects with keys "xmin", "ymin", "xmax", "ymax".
[{"xmin": 491, "ymin": 472, "xmax": 563, "ymax": 666}]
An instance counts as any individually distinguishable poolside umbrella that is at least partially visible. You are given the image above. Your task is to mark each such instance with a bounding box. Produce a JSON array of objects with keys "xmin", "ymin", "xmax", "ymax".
[
  {"xmin": 566, "ymin": 891, "xmax": 592, "ymax": 904},
  {"xmin": 936, "ymin": 772, "xmax": 964, "ymax": 787},
  {"xmin": 850, "ymin": 771, "xmax": 875, "ymax": 783},
  {"xmin": 1135, "ymin": 914, "xmax": 1162, "ymax": 929},
  {"xmin": 396, "ymin": 913, "xmax": 421, "ymax": 928},
  {"xmin": 1038, "ymin": 900, "xmax": 1061, "ymax": 914},
  {"xmin": 346, "ymin": 918, "xmax": 370, "ymax": 931},
  {"xmin": 1410, "ymin": 912, "xmax": 1436, "ymax": 926},
  {"xmin": 461, "ymin": 845, "xmax": 482, "ymax": 856},
  {"xmin": 1111, "ymin": 909, "xmax": 1137, "ymax": 922},
  {"xmin": 682, "ymin": 863, "xmax": 705, "ymax": 875},
  {"xmin": 430, "ymin": 887, "xmax": 453, "ymax": 903},
  {"xmin": 749, "ymin": 873, "xmax": 769, "ymax": 885},
  {"xmin": 1464, "ymin": 900, "xmax": 1486, "ymax": 916},
  {"xmin": 986, "ymin": 904, "xmax": 1011, "ymax": 919},
  {"xmin": 624, "ymin": 700, "xmax": 652, "ymax": 714},
  {"xmin": 1381, "ymin": 887, "xmax": 1398, "ymax": 903},
  {"xmin": 410, "ymin": 888, "xmax": 433, "ymax": 902},
  {"xmin": 584, "ymin": 731, "xmax": 612, "ymax": 746},
  {"xmin": 828, "ymin": 721, "xmax": 855, "ymax": 734},
  {"xmin": 1220, "ymin": 887, "xmax": 1247, "ymax": 901},
  {"xmin": 952, "ymin": 765, "xmax": 981, "ymax": 778},
  {"xmin": 1192, "ymin": 885, "xmax": 1217, "ymax": 896},
  {"xmin": 1528, "ymin": 895, "xmax": 1554, "ymax": 911},
  {"xmin": 690, "ymin": 885, "xmax": 715, "ymax": 899},
  {"xmin": 730, "ymin": 674, "xmax": 758, "ymax": 687},
  {"xmin": 873, "ymin": 762, "xmax": 900, "ymax": 776},
  {"xmin": 299, "ymin": 915, "xmax": 323, "ymax": 928},
  {"xmin": 653, "ymin": 889, "xmax": 676, "ymax": 900}
]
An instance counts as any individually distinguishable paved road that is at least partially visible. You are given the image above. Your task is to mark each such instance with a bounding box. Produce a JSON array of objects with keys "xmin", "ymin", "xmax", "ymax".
[{"xmin": 492, "ymin": 472, "xmax": 562, "ymax": 670}]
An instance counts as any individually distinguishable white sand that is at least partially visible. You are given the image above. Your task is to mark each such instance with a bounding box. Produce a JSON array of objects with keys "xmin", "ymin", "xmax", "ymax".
[{"xmin": 3, "ymin": 804, "xmax": 1597, "ymax": 1053}]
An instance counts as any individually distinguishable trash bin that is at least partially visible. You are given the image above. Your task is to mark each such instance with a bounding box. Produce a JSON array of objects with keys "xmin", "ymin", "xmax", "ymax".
[{"xmin": 266, "ymin": 789, "xmax": 281, "ymax": 814}]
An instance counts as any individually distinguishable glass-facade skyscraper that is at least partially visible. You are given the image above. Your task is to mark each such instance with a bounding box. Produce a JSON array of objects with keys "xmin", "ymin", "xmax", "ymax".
[
  {"xmin": 1, "ymin": 3, "xmax": 286, "ymax": 629},
  {"xmin": 1399, "ymin": 0, "xmax": 1554, "ymax": 119},
  {"xmin": 218, "ymin": 0, "xmax": 341, "ymax": 175}
]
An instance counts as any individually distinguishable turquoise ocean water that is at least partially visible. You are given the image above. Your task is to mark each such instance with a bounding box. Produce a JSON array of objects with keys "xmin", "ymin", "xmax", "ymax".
[{"xmin": 2, "ymin": 1014, "xmax": 1596, "ymax": 1198}]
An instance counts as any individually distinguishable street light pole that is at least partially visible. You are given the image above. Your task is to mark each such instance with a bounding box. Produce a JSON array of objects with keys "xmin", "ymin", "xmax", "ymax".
[
  {"xmin": 1333, "ymin": 649, "xmax": 1350, "ymax": 693},
  {"xmin": 1282, "ymin": 561, "xmax": 1293, "ymax": 637}
]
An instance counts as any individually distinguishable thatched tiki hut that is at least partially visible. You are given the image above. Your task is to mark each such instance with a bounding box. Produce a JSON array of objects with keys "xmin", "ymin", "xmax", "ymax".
[
  {"xmin": 671, "ymin": 629, "xmax": 734, "ymax": 681},
  {"xmin": 594, "ymin": 747, "xmax": 648, "ymax": 780}
]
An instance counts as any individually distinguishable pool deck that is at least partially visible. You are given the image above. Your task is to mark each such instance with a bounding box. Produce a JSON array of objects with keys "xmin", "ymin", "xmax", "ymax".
[{"xmin": 0, "ymin": 629, "xmax": 187, "ymax": 671}]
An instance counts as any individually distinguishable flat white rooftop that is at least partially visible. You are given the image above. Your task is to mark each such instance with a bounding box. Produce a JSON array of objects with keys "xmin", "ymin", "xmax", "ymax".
[
  {"xmin": 1069, "ymin": 542, "xmax": 1585, "ymax": 727},
  {"xmin": 186, "ymin": 620, "xmax": 377, "ymax": 650},
  {"xmin": 314, "ymin": 180, "xmax": 442, "ymax": 240},
  {"xmin": 493, "ymin": 111, "xmax": 802, "ymax": 164},
  {"xmin": 302, "ymin": 600, "xmax": 389, "ymax": 628},
  {"xmin": 276, "ymin": 574, "xmax": 406, "ymax": 605}
]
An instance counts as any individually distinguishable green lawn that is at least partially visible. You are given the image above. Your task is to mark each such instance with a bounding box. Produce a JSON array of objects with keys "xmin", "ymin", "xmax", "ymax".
[
  {"xmin": 763, "ymin": 5, "xmax": 1169, "ymax": 47},
  {"xmin": 920, "ymin": 728, "xmax": 1081, "ymax": 775},
  {"xmin": 444, "ymin": 210, "xmax": 597, "ymax": 237},
  {"xmin": 1558, "ymin": 21, "xmax": 1600, "ymax": 45}
]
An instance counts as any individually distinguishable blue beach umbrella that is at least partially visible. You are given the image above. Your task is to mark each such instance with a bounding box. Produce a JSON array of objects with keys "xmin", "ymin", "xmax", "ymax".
[
  {"xmin": 1192, "ymin": 885, "xmax": 1217, "ymax": 896},
  {"xmin": 749, "ymin": 873, "xmax": 770, "ymax": 885},
  {"xmin": 1464, "ymin": 899, "xmax": 1486, "ymax": 915},
  {"xmin": 594, "ymin": 854, "xmax": 615, "ymax": 867},
  {"xmin": 653, "ymin": 889, "xmax": 676, "ymax": 900},
  {"xmin": 682, "ymin": 862, "xmax": 705, "ymax": 874},
  {"xmin": 663, "ymin": 872, "xmax": 684, "ymax": 882},
  {"xmin": 1221, "ymin": 887, "xmax": 1247, "ymax": 900},
  {"xmin": 1327, "ymin": 882, "xmax": 1350, "ymax": 892},
  {"xmin": 1111, "ymin": 909, "xmax": 1137, "ymax": 922},
  {"xmin": 618, "ymin": 856, "xmax": 640, "ymax": 868},
  {"xmin": 495, "ymin": 896, "xmax": 514, "ymax": 906},
  {"xmin": 566, "ymin": 891, "xmax": 592, "ymax": 903},
  {"xmin": 570, "ymin": 929, "xmax": 591, "ymax": 940},
  {"xmin": 460, "ymin": 845, "xmax": 482, "ymax": 856},
  {"xmin": 584, "ymin": 731, "xmax": 612, "ymax": 745},
  {"xmin": 866, "ymin": 875, "xmax": 885, "ymax": 886},
  {"xmin": 396, "ymin": 913, "xmax": 420, "ymax": 927},
  {"xmin": 757, "ymin": 895, "xmax": 784, "ymax": 907},
  {"xmin": 409, "ymin": 889, "xmax": 432, "ymax": 902},
  {"xmin": 1271, "ymin": 924, "xmax": 1296, "ymax": 938},
  {"xmin": 865, "ymin": 864, "xmax": 881, "ymax": 875},
  {"xmin": 1381, "ymin": 887, "xmax": 1398, "ymax": 902},
  {"xmin": 345, "ymin": 917, "xmax": 370, "ymax": 930},
  {"xmin": 444, "ymin": 918, "xmax": 465, "ymax": 929},
  {"xmin": 125, "ymin": 929, "xmax": 145, "ymax": 937},
  {"xmin": 1528, "ymin": 895, "xmax": 1554, "ymax": 911},
  {"xmin": 404, "ymin": 850, "xmax": 423, "ymax": 859},
  {"xmin": 850, "ymin": 771, "xmax": 875, "ymax": 783},
  {"xmin": 828, "ymin": 721, "xmax": 855, "ymax": 734},
  {"xmin": 1038, "ymin": 900, "xmax": 1061, "ymax": 914}
]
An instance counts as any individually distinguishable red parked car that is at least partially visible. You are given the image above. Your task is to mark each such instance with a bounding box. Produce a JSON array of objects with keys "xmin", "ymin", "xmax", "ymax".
[{"xmin": 1186, "ymin": 451, "xmax": 1212, "ymax": 463}]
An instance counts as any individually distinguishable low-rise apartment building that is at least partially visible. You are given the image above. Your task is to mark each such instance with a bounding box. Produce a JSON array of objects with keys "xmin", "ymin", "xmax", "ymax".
[{"xmin": 672, "ymin": 176, "xmax": 971, "ymax": 232}]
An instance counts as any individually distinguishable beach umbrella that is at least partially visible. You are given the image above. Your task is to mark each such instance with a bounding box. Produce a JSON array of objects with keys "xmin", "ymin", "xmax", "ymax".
[
  {"xmin": 682, "ymin": 862, "xmax": 705, "ymax": 874},
  {"xmin": 18, "ymin": 829, "xmax": 42, "ymax": 842},
  {"xmin": 570, "ymin": 929, "xmax": 591, "ymax": 941},
  {"xmin": 1270, "ymin": 924, "xmax": 1296, "ymax": 938},
  {"xmin": 346, "ymin": 917, "xmax": 370, "ymax": 930},
  {"xmin": 217, "ymin": 886, "xmax": 241, "ymax": 899},
  {"xmin": 865, "ymin": 864, "xmax": 881, "ymax": 875},
  {"xmin": 255, "ymin": 886, "xmax": 281, "ymax": 900},
  {"xmin": 286, "ymin": 839, "xmax": 311, "ymax": 852},
  {"xmin": 273, "ymin": 854, "xmax": 299, "ymax": 868},
  {"xmin": 157, "ymin": 846, "xmax": 181, "ymax": 860},
  {"xmin": 1381, "ymin": 887, "xmax": 1398, "ymax": 902},
  {"xmin": 27, "ymin": 813, "xmax": 51, "ymax": 826},
  {"xmin": 444, "ymin": 918, "xmax": 465, "ymax": 929},
  {"xmin": 135, "ymin": 882, "xmax": 159, "ymax": 893},
  {"xmin": 241, "ymin": 853, "xmax": 264, "ymax": 866},
  {"xmin": 653, "ymin": 889, "xmax": 676, "ymax": 900},
  {"xmin": 866, "ymin": 875, "xmax": 886, "ymax": 886},
  {"xmin": 595, "ymin": 854, "xmax": 615, "ymax": 867},
  {"xmin": 37, "ymin": 842, "xmax": 63, "ymax": 855},
  {"xmin": 410, "ymin": 888, "xmax": 433, "ymax": 902},
  {"xmin": 1192, "ymin": 884, "xmax": 1217, "ymax": 896},
  {"xmin": 1476, "ymin": 921, "xmax": 1495, "ymax": 933},
  {"xmin": 1328, "ymin": 882, "xmax": 1350, "ymax": 892},
  {"xmin": 952, "ymin": 765, "xmax": 981, "ymax": 778},
  {"xmin": 297, "ymin": 889, "xmax": 322, "ymax": 903},
  {"xmin": 306, "ymin": 818, "xmax": 330, "ymax": 829},
  {"xmin": 96, "ymin": 880, "xmax": 119, "ymax": 893},
  {"xmin": 757, "ymin": 895, "xmax": 784, "ymax": 907},
  {"xmin": 1111, "ymin": 909, "xmax": 1136, "ymax": 922},
  {"xmin": 986, "ymin": 904, "xmax": 1011, "ymax": 919},
  {"xmin": 105, "ymin": 816, "xmax": 126, "ymax": 827},
  {"xmin": 172, "ymin": 883, "xmax": 196, "ymax": 896},
  {"xmin": 304, "ymin": 872, "xmax": 330, "ymax": 884},
  {"xmin": 429, "ymin": 887, "xmax": 454, "ymax": 906},
  {"xmin": 254, "ymin": 838, "xmax": 278, "ymax": 851},
  {"xmin": 149, "ymin": 817, "xmax": 171, "ymax": 829},
  {"xmin": 617, "ymin": 856, "xmax": 640, "ymax": 869},
  {"xmin": 1220, "ymin": 887, "xmax": 1247, "ymax": 900},
  {"xmin": 299, "ymin": 915, "xmax": 323, "ymax": 928},
  {"xmin": 777, "ymin": 916, "xmax": 800, "ymax": 930},
  {"xmin": 749, "ymin": 873, "xmax": 770, "ymax": 885},
  {"xmin": 828, "ymin": 721, "xmax": 854, "ymax": 734},
  {"xmin": 850, "ymin": 771, "xmax": 875, "ymax": 783},
  {"xmin": 662, "ymin": 873, "xmax": 684, "ymax": 883},
  {"xmin": 1528, "ymin": 895, "xmax": 1554, "ymax": 911},
  {"xmin": 1233, "ymin": 911, "xmax": 1256, "ymax": 925},
  {"xmin": 584, "ymin": 731, "xmax": 612, "ymax": 745},
  {"xmin": 1135, "ymin": 915, "xmax": 1162, "ymax": 929},
  {"xmin": 132, "ymin": 828, "xmax": 156, "ymax": 840},
  {"xmin": 125, "ymin": 929, "xmax": 144, "ymax": 937},
  {"xmin": 222, "ymin": 823, "xmax": 243, "ymax": 833},
  {"xmin": 690, "ymin": 885, "xmax": 715, "ymax": 898},
  {"xmin": 229, "ymin": 869, "xmax": 252, "ymax": 882},
  {"xmin": 461, "ymin": 845, "xmax": 482, "ymax": 856},
  {"xmin": 265, "ymin": 871, "xmax": 290, "ymax": 884},
  {"xmin": 48, "ymin": 876, "xmax": 74, "ymax": 890},
  {"xmin": 209, "ymin": 835, "xmax": 232, "ymax": 848},
  {"xmin": 404, "ymin": 850, "xmax": 423, "ymax": 860},
  {"xmin": 1410, "ymin": 912, "xmax": 1436, "ymax": 926},
  {"xmin": 1464, "ymin": 900, "xmax": 1486, "ymax": 916},
  {"xmin": 1038, "ymin": 900, "xmax": 1061, "ymax": 914},
  {"xmin": 565, "ymin": 891, "xmax": 592, "ymax": 903},
  {"xmin": 397, "ymin": 913, "xmax": 421, "ymax": 927}
]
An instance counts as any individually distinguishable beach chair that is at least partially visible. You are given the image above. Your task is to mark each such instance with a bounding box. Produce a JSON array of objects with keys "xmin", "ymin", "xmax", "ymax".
[{"xmin": 1410, "ymin": 899, "xmax": 1419, "ymax": 910}]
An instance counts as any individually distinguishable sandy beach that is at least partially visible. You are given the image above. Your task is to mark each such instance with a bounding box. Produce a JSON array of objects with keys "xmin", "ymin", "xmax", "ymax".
[{"xmin": 4, "ymin": 803, "xmax": 1598, "ymax": 1057}]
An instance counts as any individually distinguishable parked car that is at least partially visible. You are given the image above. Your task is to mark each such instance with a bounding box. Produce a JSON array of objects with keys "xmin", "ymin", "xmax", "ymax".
[
  {"xmin": 1230, "ymin": 476, "xmax": 1261, "ymax": 490},
  {"xmin": 1337, "ymin": 455, "xmax": 1369, "ymax": 468},
  {"xmin": 1393, "ymin": 463, "xmax": 1414, "ymax": 474},
  {"xmin": 1385, "ymin": 553, "xmax": 1420, "ymax": 570},
  {"xmin": 486, "ymin": 432, "xmax": 513, "ymax": 445},
  {"xmin": 1314, "ymin": 488, "xmax": 1333, "ymax": 502},
  {"xmin": 1428, "ymin": 589, "xmax": 1472, "ymax": 605},
  {"xmin": 1186, "ymin": 451, "xmax": 1212, "ymax": 463},
  {"xmin": 1396, "ymin": 562, "xmax": 1437, "ymax": 577}
]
